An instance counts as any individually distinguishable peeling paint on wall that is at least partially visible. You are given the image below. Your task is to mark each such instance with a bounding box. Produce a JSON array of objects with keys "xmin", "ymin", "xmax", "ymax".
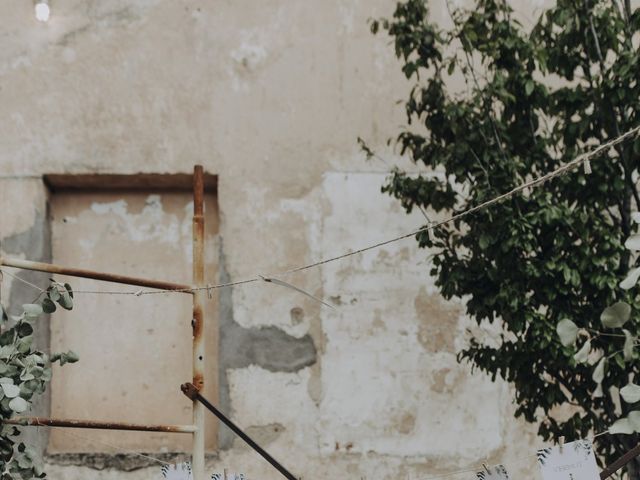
[{"xmin": 218, "ymin": 238, "xmax": 317, "ymax": 449}]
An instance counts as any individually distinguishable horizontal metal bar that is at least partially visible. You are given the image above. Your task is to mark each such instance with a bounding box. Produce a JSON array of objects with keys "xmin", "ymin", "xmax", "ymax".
[
  {"xmin": 0, "ymin": 257, "xmax": 192, "ymax": 292},
  {"xmin": 3, "ymin": 416, "xmax": 197, "ymax": 433}
]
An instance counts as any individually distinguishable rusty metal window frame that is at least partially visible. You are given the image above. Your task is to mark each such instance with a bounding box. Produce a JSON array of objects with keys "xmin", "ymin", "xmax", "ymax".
[{"xmin": 0, "ymin": 166, "xmax": 212, "ymax": 480}]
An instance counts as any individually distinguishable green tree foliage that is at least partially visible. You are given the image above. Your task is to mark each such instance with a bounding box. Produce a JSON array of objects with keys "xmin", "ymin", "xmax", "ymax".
[
  {"xmin": 0, "ymin": 281, "xmax": 78, "ymax": 479},
  {"xmin": 370, "ymin": 0, "xmax": 640, "ymax": 472}
]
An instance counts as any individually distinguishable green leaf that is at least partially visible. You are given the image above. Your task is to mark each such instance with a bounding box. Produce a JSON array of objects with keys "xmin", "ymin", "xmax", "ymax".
[
  {"xmin": 593, "ymin": 382, "xmax": 604, "ymax": 398},
  {"xmin": 625, "ymin": 234, "xmax": 640, "ymax": 251},
  {"xmin": 601, "ymin": 302, "xmax": 631, "ymax": 328},
  {"xmin": 620, "ymin": 267, "xmax": 640, "ymax": 290},
  {"xmin": 629, "ymin": 411, "xmax": 640, "ymax": 432},
  {"xmin": 53, "ymin": 350, "xmax": 80, "ymax": 366},
  {"xmin": 41, "ymin": 298, "xmax": 56, "ymax": 314},
  {"xmin": 16, "ymin": 322, "xmax": 33, "ymax": 337},
  {"xmin": 574, "ymin": 339, "xmax": 591, "ymax": 364},
  {"xmin": 592, "ymin": 357, "xmax": 606, "ymax": 384},
  {"xmin": 1, "ymin": 383, "xmax": 20, "ymax": 399},
  {"xmin": 57, "ymin": 290, "xmax": 73, "ymax": 310},
  {"xmin": 16, "ymin": 335, "xmax": 33, "ymax": 354},
  {"xmin": 620, "ymin": 383, "xmax": 640, "ymax": 403},
  {"xmin": 624, "ymin": 329, "xmax": 635, "ymax": 361},
  {"xmin": 557, "ymin": 319, "xmax": 578, "ymax": 346},
  {"xmin": 8, "ymin": 396, "xmax": 28, "ymax": 413},
  {"xmin": 609, "ymin": 418, "xmax": 634, "ymax": 434},
  {"xmin": 47, "ymin": 287, "xmax": 60, "ymax": 302},
  {"xmin": 525, "ymin": 79, "xmax": 534, "ymax": 96},
  {"xmin": 64, "ymin": 350, "xmax": 79, "ymax": 363}
]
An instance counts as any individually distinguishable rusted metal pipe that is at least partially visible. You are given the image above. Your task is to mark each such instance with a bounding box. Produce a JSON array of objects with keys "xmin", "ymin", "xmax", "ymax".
[
  {"xmin": 3, "ymin": 416, "xmax": 197, "ymax": 433},
  {"xmin": 600, "ymin": 443, "xmax": 640, "ymax": 479},
  {"xmin": 192, "ymin": 165, "xmax": 206, "ymax": 480},
  {"xmin": 181, "ymin": 383, "xmax": 298, "ymax": 480},
  {"xmin": 0, "ymin": 257, "xmax": 192, "ymax": 292}
]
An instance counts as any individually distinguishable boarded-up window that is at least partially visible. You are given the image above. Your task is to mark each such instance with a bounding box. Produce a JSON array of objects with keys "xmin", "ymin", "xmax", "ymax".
[{"xmin": 47, "ymin": 182, "xmax": 218, "ymax": 454}]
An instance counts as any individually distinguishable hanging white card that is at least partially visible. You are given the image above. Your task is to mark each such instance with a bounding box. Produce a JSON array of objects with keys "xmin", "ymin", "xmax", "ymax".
[
  {"xmin": 160, "ymin": 462, "xmax": 192, "ymax": 480},
  {"xmin": 476, "ymin": 464, "xmax": 510, "ymax": 480},
  {"xmin": 537, "ymin": 439, "xmax": 599, "ymax": 480}
]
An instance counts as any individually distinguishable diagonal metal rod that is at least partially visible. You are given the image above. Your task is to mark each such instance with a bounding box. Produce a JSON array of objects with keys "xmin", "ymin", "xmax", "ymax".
[
  {"xmin": 181, "ymin": 383, "xmax": 298, "ymax": 480},
  {"xmin": 600, "ymin": 442, "xmax": 640, "ymax": 479}
]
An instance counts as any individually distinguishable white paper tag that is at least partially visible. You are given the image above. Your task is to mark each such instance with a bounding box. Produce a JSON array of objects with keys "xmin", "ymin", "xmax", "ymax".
[
  {"xmin": 160, "ymin": 462, "xmax": 192, "ymax": 480},
  {"xmin": 476, "ymin": 464, "xmax": 510, "ymax": 480},
  {"xmin": 537, "ymin": 439, "xmax": 600, "ymax": 480}
]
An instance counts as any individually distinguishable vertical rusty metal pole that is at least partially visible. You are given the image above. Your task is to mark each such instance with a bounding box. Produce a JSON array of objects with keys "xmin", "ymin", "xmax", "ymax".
[{"xmin": 192, "ymin": 165, "xmax": 206, "ymax": 480}]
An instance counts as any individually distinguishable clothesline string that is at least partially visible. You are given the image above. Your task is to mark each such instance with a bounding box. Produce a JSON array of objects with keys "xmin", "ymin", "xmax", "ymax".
[{"xmin": 1, "ymin": 124, "xmax": 639, "ymax": 298}]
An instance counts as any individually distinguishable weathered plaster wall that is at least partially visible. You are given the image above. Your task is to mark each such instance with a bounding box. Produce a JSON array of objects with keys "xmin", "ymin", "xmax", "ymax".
[{"xmin": 0, "ymin": 1, "xmax": 545, "ymax": 479}]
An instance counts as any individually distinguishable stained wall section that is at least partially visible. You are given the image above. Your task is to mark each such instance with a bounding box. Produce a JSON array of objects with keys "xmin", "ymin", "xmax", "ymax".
[{"xmin": 48, "ymin": 190, "xmax": 219, "ymax": 453}]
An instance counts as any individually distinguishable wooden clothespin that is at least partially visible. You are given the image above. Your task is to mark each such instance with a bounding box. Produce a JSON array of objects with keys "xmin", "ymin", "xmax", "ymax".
[
  {"xmin": 206, "ymin": 284, "xmax": 213, "ymax": 299},
  {"xmin": 223, "ymin": 468, "xmax": 228, "ymax": 480},
  {"xmin": 483, "ymin": 464, "xmax": 491, "ymax": 475},
  {"xmin": 559, "ymin": 435, "xmax": 565, "ymax": 454},
  {"xmin": 583, "ymin": 159, "xmax": 592, "ymax": 174}
]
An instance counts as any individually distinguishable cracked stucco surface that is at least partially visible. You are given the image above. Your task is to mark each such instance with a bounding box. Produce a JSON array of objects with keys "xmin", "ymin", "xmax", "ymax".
[{"xmin": 0, "ymin": 0, "xmax": 546, "ymax": 478}]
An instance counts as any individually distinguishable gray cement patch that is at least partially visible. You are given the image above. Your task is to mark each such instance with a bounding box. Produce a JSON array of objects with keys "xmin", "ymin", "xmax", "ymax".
[{"xmin": 218, "ymin": 238, "xmax": 317, "ymax": 449}]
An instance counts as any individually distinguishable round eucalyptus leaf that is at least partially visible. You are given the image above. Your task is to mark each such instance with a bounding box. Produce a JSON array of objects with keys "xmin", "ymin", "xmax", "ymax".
[
  {"xmin": 57, "ymin": 290, "xmax": 73, "ymax": 310},
  {"xmin": 16, "ymin": 322, "xmax": 34, "ymax": 337},
  {"xmin": 557, "ymin": 319, "xmax": 578, "ymax": 347},
  {"xmin": 16, "ymin": 336, "xmax": 34, "ymax": 354},
  {"xmin": 620, "ymin": 267, "xmax": 640, "ymax": 290},
  {"xmin": 8, "ymin": 396, "xmax": 28, "ymax": 413},
  {"xmin": 592, "ymin": 357, "xmax": 607, "ymax": 384},
  {"xmin": 601, "ymin": 302, "xmax": 631, "ymax": 328},
  {"xmin": 609, "ymin": 418, "xmax": 634, "ymax": 435},
  {"xmin": 41, "ymin": 298, "xmax": 57, "ymax": 314},
  {"xmin": 625, "ymin": 234, "xmax": 640, "ymax": 251},
  {"xmin": 629, "ymin": 412, "xmax": 640, "ymax": 431},
  {"xmin": 1, "ymin": 383, "xmax": 20, "ymax": 399},
  {"xmin": 620, "ymin": 383, "xmax": 640, "ymax": 403},
  {"xmin": 47, "ymin": 287, "xmax": 60, "ymax": 302}
]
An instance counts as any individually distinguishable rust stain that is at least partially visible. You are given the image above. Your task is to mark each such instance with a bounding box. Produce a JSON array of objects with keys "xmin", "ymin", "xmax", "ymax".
[
  {"xmin": 430, "ymin": 367, "xmax": 454, "ymax": 394},
  {"xmin": 5, "ymin": 416, "xmax": 196, "ymax": 433},
  {"xmin": 395, "ymin": 412, "xmax": 416, "ymax": 434},
  {"xmin": 414, "ymin": 287, "xmax": 461, "ymax": 353}
]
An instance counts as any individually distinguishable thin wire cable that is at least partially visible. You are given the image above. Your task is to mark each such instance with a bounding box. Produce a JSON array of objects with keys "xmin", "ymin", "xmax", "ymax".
[
  {"xmin": 2, "ymin": 124, "xmax": 639, "ymax": 297},
  {"xmin": 0, "ymin": 268, "xmax": 45, "ymax": 293}
]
